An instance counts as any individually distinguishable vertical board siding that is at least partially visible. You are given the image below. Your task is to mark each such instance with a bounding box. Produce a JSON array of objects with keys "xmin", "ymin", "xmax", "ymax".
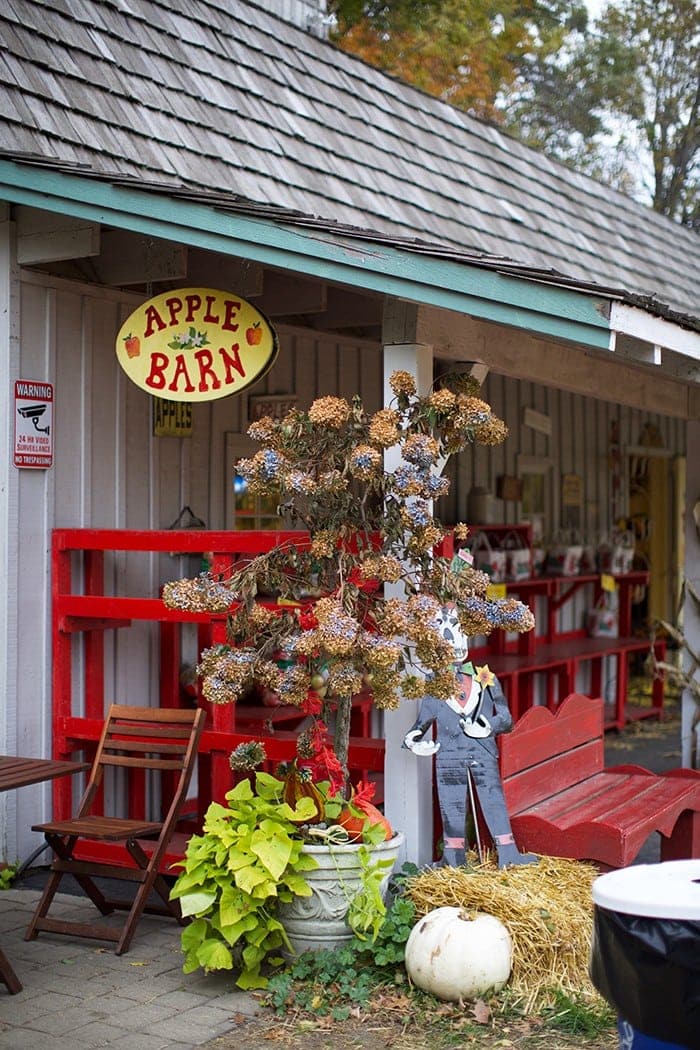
[
  {"xmin": 19, "ymin": 279, "xmax": 388, "ymax": 739},
  {"xmin": 443, "ymin": 372, "xmax": 687, "ymax": 646},
  {"xmin": 0, "ymin": 214, "xmax": 20, "ymax": 862}
]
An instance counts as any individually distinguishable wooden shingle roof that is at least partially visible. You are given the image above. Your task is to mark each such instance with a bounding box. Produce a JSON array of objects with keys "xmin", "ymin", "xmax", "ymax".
[{"xmin": 0, "ymin": 0, "xmax": 698, "ymax": 320}]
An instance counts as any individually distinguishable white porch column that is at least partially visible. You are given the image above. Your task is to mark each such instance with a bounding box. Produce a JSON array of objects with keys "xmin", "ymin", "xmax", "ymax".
[
  {"xmin": 0, "ymin": 206, "xmax": 20, "ymax": 862},
  {"xmin": 382, "ymin": 341, "xmax": 435, "ymax": 866},
  {"xmin": 682, "ymin": 419, "xmax": 700, "ymax": 768}
]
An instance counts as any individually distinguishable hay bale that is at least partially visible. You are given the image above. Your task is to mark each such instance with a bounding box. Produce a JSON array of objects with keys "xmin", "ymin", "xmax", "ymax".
[{"xmin": 405, "ymin": 854, "xmax": 600, "ymax": 1013}]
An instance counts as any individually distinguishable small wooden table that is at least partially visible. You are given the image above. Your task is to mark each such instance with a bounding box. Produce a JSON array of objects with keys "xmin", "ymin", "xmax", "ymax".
[{"xmin": 0, "ymin": 755, "xmax": 89, "ymax": 994}]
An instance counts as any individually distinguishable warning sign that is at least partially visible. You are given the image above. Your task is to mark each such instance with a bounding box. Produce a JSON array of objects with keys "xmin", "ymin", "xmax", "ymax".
[{"xmin": 14, "ymin": 380, "xmax": 54, "ymax": 469}]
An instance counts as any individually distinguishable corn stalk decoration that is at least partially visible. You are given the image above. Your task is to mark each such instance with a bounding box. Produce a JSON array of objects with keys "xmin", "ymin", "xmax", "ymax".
[{"xmin": 653, "ymin": 579, "xmax": 700, "ymax": 770}]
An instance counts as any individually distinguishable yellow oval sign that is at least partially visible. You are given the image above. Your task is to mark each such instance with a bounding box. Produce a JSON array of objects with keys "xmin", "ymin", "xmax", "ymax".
[{"xmin": 116, "ymin": 287, "xmax": 278, "ymax": 402}]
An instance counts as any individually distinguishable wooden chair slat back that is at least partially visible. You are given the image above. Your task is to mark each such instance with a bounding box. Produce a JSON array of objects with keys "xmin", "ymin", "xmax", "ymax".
[
  {"xmin": 102, "ymin": 723, "xmax": 194, "ymax": 739},
  {"xmin": 102, "ymin": 740, "xmax": 188, "ymax": 756},
  {"xmin": 77, "ymin": 706, "xmax": 206, "ymax": 820},
  {"xmin": 106, "ymin": 705, "xmax": 198, "ymax": 724}
]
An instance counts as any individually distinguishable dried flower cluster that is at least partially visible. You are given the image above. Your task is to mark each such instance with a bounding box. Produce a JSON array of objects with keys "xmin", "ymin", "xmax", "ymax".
[{"xmin": 163, "ymin": 371, "xmax": 534, "ymax": 776}]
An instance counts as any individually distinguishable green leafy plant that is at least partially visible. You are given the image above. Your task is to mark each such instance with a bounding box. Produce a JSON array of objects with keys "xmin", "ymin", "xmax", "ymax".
[
  {"xmin": 267, "ymin": 888, "xmax": 418, "ymax": 1016},
  {"xmin": 170, "ymin": 766, "xmax": 398, "ymax": 989},
  {"xmin": 170, "ymin": 772, "xmax": 319, "ymax": 989},
  {"xmin": 0, "ymin": 863, "xmax": 18, "ymax": 890},
  {"xmin": 346, "ymin": 845, "xmax": 394, "ymax": 941}
]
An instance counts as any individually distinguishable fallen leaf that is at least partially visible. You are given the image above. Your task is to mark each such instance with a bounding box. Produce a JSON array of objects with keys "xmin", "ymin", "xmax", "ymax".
[
  {"xmin": 472, "ymin": 999, "xmax": 491, "ymax": 1024},
  {"xmin": 298, "ymin": 1019, "xmax": 324, "ymax": 1031}
]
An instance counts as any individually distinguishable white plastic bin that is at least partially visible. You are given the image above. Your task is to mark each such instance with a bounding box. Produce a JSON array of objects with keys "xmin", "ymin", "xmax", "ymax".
[{"xmin": 590, "ymin": 861, "xmax": 700, "ymax": 1049}]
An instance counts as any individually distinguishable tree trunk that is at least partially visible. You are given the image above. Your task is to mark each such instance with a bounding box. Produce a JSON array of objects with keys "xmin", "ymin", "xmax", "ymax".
[{"xmin": 334, "ymin": 693, "xmax": 352, "ymax": 783}]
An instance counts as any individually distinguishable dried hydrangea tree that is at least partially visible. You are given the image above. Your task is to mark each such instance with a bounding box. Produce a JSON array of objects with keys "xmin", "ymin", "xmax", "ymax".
[{"xmin": 163, "ymin": 371, "xmax": 534, "ymax": 780}]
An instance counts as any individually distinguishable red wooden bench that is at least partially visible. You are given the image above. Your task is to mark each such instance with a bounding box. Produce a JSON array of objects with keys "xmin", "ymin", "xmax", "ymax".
[{"xmin": 499, "ymin": 693, "xmax": 700, "ymax": 868}]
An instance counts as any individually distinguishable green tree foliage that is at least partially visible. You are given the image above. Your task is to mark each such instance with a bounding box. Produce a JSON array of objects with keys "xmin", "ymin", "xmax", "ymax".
[
  {"xmin": 329, "ymin": 0, "xmax": 699, "ymax": 224},
  {"xmin": 594, "ymin": 0, "xmax": 699, "ymax": 223},
  {"xmin": 505, "ymin": 0, "xmax": 699, "ymax": 222}
]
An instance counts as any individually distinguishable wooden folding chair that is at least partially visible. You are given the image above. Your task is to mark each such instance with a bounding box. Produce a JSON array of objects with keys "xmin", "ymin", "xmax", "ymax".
[{"xmin": 25, "ymin": 705, "xmax": 205, "ymax": 955}]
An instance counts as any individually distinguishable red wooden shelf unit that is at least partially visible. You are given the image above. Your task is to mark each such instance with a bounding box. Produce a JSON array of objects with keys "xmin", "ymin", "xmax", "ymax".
[
  {"xmin": 463, "ymin": 525, "xmax": 664, "ymax": 730},
  {"xmin": 51, "ymin": 528, "xmax": 385, "ymax": 872}
]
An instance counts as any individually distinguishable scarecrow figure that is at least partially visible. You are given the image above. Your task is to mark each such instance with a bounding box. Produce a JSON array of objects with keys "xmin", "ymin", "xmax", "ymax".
[{"xmin": 403, "ymin": 605, "xmax": 538, "ymax": 869}]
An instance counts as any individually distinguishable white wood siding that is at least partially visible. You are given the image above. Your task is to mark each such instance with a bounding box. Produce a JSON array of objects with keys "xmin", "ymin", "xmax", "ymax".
[{"xmin": 8, "ymin": 274, "xmax": 387, "ymax": 861}]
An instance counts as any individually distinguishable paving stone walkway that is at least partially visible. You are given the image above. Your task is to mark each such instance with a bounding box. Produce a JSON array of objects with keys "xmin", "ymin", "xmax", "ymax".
[{"xmin": 0, "ymin": 888, "xmax": 258, "ymax": 1049}]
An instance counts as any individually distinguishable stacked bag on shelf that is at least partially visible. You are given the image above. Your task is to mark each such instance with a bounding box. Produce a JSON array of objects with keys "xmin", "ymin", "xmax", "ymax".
[
  {"xmin": 597, "ymin": 529, "xmax": 636, "ymax": 575},
  {"xmin": 545, "ymin": 530, "xmax": 583, "ymax": 576},
  {"xmin": 586, "ymin": 593, "xmax": 618, "ymax": 638},
  {"xmin": 470, "ymin": 530, "xmax": 507, "ymax": 583},
  {"xmin": 466, "ymin": 526, "xmax": 634, "ymax": 586},
  {"xmin": 468, "ymin": 529, "xmax": 534, "ymax": 584},
  {"xmin": 502, "ymin": 530, "xmax": 532, "ymax": 582},
  {"xmin": 543, "ymin": 529, "xmax": 637, "ymax": 578}
]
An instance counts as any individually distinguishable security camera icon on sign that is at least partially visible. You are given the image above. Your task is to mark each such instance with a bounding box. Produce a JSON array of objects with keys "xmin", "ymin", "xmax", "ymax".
[{"xmin": 17, "ymin": 404, "xmax": 50, "ymax": 434}]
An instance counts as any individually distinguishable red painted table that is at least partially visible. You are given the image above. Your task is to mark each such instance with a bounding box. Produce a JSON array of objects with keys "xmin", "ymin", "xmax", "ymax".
[{"xmin": 0, "ymin": 755, "xmax": 89, "ymax": 994}]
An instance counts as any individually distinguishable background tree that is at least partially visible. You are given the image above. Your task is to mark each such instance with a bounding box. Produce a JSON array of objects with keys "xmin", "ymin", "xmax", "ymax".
[
  {"xmin": 591, "ymin": 0, "xmax": 699, "ymax": 223},
  {"xmin": 329, "ymin": 0, "xmax": 699, "ymax": 224},
  {"xmin": 329, "ymin": 0, "xmax": 587, "ymax": 121},
  {"xmin": 504, "ymin": 0, "xmax": 699, "ymax": 222}
]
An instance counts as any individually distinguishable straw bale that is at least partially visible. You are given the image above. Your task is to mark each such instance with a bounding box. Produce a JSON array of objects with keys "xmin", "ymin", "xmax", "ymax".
[{"xmin": 405, "ymin": 854, "xmax": 601, "ymax": 1013}]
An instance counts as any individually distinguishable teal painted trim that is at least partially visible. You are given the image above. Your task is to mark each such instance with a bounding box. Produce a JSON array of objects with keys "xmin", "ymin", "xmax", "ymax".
[{"xmin": 0, "ymin": 160, "xmax": 610, "ymax": 349}]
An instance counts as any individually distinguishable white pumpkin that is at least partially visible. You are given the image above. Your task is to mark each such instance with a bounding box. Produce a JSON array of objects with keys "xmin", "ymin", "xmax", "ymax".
[{"xmin": 404, "ymin": 906, "xmax": 512, "ymax": 1002}]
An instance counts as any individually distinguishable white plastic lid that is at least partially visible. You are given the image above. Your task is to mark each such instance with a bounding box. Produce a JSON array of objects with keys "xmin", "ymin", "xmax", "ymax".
[{"xmin": 592, "ymin": 860, "xmax": 700, "ymax": 919}]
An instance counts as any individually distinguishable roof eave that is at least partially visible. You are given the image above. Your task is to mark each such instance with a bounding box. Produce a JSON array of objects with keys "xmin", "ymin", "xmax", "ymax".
[
  {"xmin": 0, "ymin": 158, "xmax": 611, "ymax": 351},
  {"xmin": 608, "ymin": 301, "xmax": 700, "ymax": 382}
]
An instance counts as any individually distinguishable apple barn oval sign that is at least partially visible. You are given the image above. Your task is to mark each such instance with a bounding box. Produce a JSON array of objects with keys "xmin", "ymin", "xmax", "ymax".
[{"xmin": 116, "ymin": 287, "xmax": 278, "ymax": 402}]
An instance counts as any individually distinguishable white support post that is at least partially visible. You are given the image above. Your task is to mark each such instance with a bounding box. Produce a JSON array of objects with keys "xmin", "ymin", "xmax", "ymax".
[
  {"xmin": 682, "ymin": 420, "xmax": 700, "ymax": 768},
  {"xmin": 381, "ymin": 342, "xmax": 436, "ymax": 866}
]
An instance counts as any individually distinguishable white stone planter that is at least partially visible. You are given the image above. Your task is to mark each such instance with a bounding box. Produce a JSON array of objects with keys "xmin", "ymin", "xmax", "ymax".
[{"xmin": 280, "ymin": 832, "xmax": 405, "ymax": 954}]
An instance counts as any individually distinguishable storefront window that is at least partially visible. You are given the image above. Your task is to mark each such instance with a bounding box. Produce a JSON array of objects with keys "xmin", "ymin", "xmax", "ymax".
[{"xmin": 231, "ymin": 472, "xmax": 281, "ymax": 530}]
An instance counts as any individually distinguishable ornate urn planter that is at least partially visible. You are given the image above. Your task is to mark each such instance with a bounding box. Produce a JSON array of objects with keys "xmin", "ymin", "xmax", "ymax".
[{"xmin": 280, "ymin": 832, "xmax": 405, "ymax": 954}]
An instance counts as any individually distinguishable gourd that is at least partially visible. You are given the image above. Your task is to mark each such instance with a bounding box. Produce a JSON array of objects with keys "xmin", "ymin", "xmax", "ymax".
[
  {"xmin": 280, "ymin": 759, "xmax": 324, "ymax": 823},
  {"xmin": 337, "ymin": 780, "xmax": 393, "ymax": 841},
  {"xmin": 404, "ymin": 906, "xmax": 512, "ymax": 1001}
]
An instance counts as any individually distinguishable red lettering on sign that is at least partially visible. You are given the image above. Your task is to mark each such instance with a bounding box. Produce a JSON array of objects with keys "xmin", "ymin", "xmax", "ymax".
[
  {"xmin": 145, "ymin": 352, "xmax": 169, "ymax": 389},
  {"xmin": 194, "ymin": 349, "xmax": 221, "ymax": 392},
  {"xmin": 165, "ymin": 297, "xmax": 184, "ymax": 327},
  {"xmin": 219, "ymin": 344, "xmax": 246, "ymax": 383},
  {"xmin": 144, "ymin": 305, "xmax": 167, "ymax": 338},
  {"xmin": 185, "ymin": 294, "xmax": 201, "ymax": 322},
  {"xmin": 221, "ymin": 299, "xmax": 242, "ymax": 333},
  {"xmin": 168, "ymin": 354, "xmax": 196, "ymax": 393},
  {"xmin": 203, "ymin": 295, "xmax": 220, "ymax": 324}
]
